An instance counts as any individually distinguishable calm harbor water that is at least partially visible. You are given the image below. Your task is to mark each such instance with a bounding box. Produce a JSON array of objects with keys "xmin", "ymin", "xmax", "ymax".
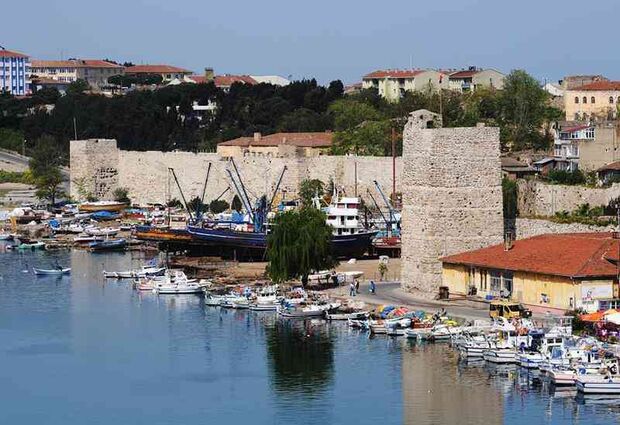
[{"xmin": 1, "ymin": 248, "xmax": 620, "ymax": 424}]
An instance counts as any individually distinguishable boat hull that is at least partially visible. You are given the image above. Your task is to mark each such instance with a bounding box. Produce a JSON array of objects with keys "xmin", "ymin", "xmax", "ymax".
[{"xmin": 576, "ymin": 377, "xmax": 620, "ymax": 394}]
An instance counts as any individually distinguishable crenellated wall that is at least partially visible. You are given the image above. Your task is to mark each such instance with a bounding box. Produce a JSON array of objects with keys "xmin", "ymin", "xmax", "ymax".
[{"xmin": 69, "ymin": 139, "xmax": 402, "ymax": 205}]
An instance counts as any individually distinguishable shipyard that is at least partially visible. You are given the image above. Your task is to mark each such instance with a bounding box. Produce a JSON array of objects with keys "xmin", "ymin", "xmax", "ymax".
[{"xmin": 3, "ymin": 1, "xmax": 620, "ymax": 424}]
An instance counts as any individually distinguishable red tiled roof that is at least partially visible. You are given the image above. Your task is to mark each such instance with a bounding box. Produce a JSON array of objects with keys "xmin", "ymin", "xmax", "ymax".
[
  {"xmin": 31, "ymin": 59, "xmax": 122, "ymax": 69},
  {"xmin": 363, "ymin": 69, "xmax": 430, "ymax": 79},
  {"xmin": 0, "ymin": 49, "xmax": 28, "ymax": 58},
  {"xmin": 571, "ymin": 81, "xmax": 620, "ymax": 91},
  {"xmin": 125, "ymin": 65, "xmax": 192, "ymax": 74},
  {"xmin": 214, "ymin": 75, "xmax": 257, "ymax": 87},
  {"xmin": 449, "ymin": 70, "xmax": 478, "ymax": 78},
  {"xmin": 441, "ymin": 233, "xmax": 619, "ymax": 279},
  {"xmin": 598, "ymin": 161, "xmax": 620, "ymax": 172},
  {"xmin": 188, "ymin": 75, "xmax": 210, "ymax": 84},
  {"xmin": 562, "ymin": 124, "xmax": 591, "ymax": 133},
  {"xmin": 219, "ymin": 132, "xmax": 332, "ymax": 148}
]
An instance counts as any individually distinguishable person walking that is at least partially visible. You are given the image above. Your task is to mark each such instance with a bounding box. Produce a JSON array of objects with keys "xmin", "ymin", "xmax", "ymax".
[
  {"xmin": 349, "ymin": 282, "xmax": 356, "ymax": 297},
  {"xmin": 355, "ymin": 279, "xmax": 360, "ymax": 294},
  {"xmin": 369, "ymin": 280, "xmax": 376, "ymax": 295}
]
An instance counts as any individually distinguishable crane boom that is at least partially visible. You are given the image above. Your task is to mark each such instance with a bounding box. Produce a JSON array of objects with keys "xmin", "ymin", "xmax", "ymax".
[{"xmin": 268, "ymin": 166, "xmax": 287, "ymax": 210}]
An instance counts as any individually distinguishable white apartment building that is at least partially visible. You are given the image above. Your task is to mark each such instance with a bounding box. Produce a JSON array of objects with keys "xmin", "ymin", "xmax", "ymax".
[{"xmin": 30, "ymin": 59, "xmax": 124, "ymax": 88}]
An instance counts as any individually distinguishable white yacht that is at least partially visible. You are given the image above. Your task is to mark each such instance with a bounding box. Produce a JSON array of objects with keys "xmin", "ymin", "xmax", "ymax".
[{"xmin": 324, "ymin": 195, "xmax": 364, "ymax": 236}]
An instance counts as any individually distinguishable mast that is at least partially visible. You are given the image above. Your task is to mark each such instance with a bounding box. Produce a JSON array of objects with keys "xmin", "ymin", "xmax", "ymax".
[
  {"xmin": 226, "ymin": 168, "xmax": 254, "ymax": 221},
  {"xmin": 373, "ymin": 179, "xmax": 396, "ymax": 236},
  {"xmin": 168, "ymin": 167, "xmax": 194, "ymax": 224},
  {"xmin": 200, "ymin": 162, "xmax": 212, "ymax": 205},
  {"xmin": 367, "ymin": 190, "xmax": 389, "ymax": 231},
  {"xmin": 268, "ymin": 166, "xmax": 287, "ymax": 210},
  {"xmin": 230, "ymin": 158, "xmax": 253, "ymax": 216}
]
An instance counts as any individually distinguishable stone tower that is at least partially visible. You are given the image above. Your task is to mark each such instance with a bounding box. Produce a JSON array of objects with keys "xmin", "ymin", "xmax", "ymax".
[{"xmin": 400, "ymin": 110, "xmax": 504, "ymax": 296}]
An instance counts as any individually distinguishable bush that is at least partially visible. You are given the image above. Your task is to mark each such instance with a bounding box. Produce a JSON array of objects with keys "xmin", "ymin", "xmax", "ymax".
[
  {"xmin": 547, "ymin": 169, "xmax": 586, "ymax": 185},
  {"xmin": 0, "ymin": 170, "xmax": 31, "ymax": 184},
  {"xmin": 209, "ymin": 199, "xmax": 229, "ymax": 214},
  {"xmin": 112, "ymin": 187, "xmax": 131, "ymax": 204}
]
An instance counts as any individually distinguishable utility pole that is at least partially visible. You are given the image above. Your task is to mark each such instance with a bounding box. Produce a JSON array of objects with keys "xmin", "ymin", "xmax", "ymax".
[
  {"xmin": 73, "ymin": 117, "xmax": 78, "ymax": 140},
  {"xmin": 391, "ymin": 127, "xmax": 396, "ymax": 203}
]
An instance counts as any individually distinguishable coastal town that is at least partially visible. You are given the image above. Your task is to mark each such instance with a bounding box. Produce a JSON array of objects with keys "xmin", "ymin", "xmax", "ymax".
[{"xmin": 2, "ymin": 3, "xmax": 620, "ymax": 422}]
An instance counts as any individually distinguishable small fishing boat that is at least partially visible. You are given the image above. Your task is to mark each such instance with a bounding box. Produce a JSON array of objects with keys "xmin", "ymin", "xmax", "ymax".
[
  {"xmin": 548, "ymin": 368, "xmax": 577, "ymax": 386},
  {"xmin": 103, "ymin": 266, "xmax": 165, "ymax": 279},
  {"xmin": 483, "ymin": 345, "xmax": 518, "ymax": 364},
  {"xmin": 231, "ymin": 298, "xmax": 251, "ymax": 309},
  {"xmin": 79, "ymin": 201, "xmax": 128, "ymax": 212},
  {"xmin": 18, "ymin": 241, "xmax": 46, "ymax": 250},
  {"xmin": 33, "ymin": 267, "xmax": 71, "ymax": 275},
  {"xmin": 88, "ymin": 238, "xmax": 126, "ymax": 252},
  {"xmin": 85, "ymin": 227, "xmax": 120, "ymax": 237},
  {"xmin": 73, "ymin": 234, "xmax": 104, "ymax": 244},
  {"xmin": 277, "ymin": 302, "xmax": 339, "ymax": 319},
  {"xmin": 249, "ymin": 303, "xmax": 279, "ymax": 311},
  {"xmin": 576, "ymin": 375, "xmax": 620, "ymax": 394},
  {"xmin": 326, "ymin": 311, "xmax": 369, "ymax": 321}
]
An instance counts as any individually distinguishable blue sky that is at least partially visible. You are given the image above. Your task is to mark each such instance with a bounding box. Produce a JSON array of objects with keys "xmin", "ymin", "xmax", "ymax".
[{"xmin": 3, "ymin": 0, "xmax": 619, "ymax": 84}]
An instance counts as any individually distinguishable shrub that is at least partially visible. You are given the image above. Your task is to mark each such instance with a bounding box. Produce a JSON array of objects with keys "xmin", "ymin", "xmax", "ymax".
[
  {"xmin": 547, "ymin": 169, "xmax": 586, "ymax": 185},
  {"xmin": 112, "ymin": 187, "xmax": 130, "ymax": 204},
  {"xmin": 502, "ymin": 177, "xmax": 518, "ymax": 218},
  {"xmin": 209, "ymin": 199, "xmax": 229, "ymax": 214}
]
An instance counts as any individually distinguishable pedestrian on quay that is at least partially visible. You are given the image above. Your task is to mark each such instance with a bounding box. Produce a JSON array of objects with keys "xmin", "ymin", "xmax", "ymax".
[
  {"xmin": 355, "ymin": 279, "xmax": 360, "ymax": 294},
  {"xmin": 349, "ymin": 282, "xmax": 356, "ymax": 297},
  {"xmin": 369, "ymin": 280, "xmax": 376, "ymax": 295}
]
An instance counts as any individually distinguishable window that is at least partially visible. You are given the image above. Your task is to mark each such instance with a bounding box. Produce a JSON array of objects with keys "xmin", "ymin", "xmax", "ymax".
[
  {"xmin": 479, "ymin": 270, "xmax": 487, "ymax": 291},
  {"xmin": 490, "ymin": 271, "xmax": 501, "ymax": 292},
  {"xmin": 583, "ymin": 96, "xmax": 588, "ymax": 104},
  {"xmin": 502, "ymin": 272, "xmax": 513, "ymax": 295},
  {"xmin": 575, "ymin": 96, "xmax": 579, "ymax": 104},
  {"xmin": 610, "ymin": 96, "xmax": 614, "ymax": 104},
  {"xmin": 585, "ymin": 128, "xmax": 595, "ymax": 138},
  {"xmin": 591, "ymin": 96, "xmax": 596, "ymax": 104}
]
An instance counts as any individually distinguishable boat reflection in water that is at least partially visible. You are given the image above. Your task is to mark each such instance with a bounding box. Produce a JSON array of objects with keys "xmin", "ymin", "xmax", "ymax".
[{"xmin": 402, "ymin": 343, "xmax": 504, "ymax": 425}]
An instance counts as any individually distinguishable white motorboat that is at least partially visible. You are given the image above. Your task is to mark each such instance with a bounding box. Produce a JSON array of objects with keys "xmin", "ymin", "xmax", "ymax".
[
  {"xmin": 277, "ymin": 303, "xmax": 334, "ymax": 318},
  {"xmin": 426, "ymin": 324, "xmax": 461, "ymax": 342},
  {"xmin": 483, "ymin": 345, "xmax": 518, "ymax": 364},
  {"xmin": 103, "ymin": 266, "xmax": 165, "ymax": 279},
  {"xmin": 85, "ymin": 227, "xmax": 120, "ymax": 237},
  {"xmin": 154, "ymin": 280, "xmax": 204, "ymax": 295},
  {"xmin": 576, "ymin": 375, "xmax": 620, "ymax": 394},
  {"xmin": 73, "ymin": 234, "xmax": 104, "ymax": 244},
  {"xmin": 326, "ymin": 311, "xmax": 369, "ymax": 321},
  {"xmin": 404, "ymin": 327, "xmax": 432, "ymax": 340},
  {"xmin": 249, "ymin": 303, "xmax": 278, "ymax": 311},
  {"xmin": 33, "ymin": 267, "xmax": 71, "ymax": 276},
  {"xmin": 231, "ymin": 298, "xmax": 251, "ymax": 309},
  {"xmin": 548, "ymin": 368, "xmax": 577, "ymax": 386}
]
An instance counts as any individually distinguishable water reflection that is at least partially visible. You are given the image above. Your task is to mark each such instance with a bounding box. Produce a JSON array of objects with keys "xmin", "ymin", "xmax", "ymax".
[
  {"xmin": 265, "ymin": 319, "xmax": 334, "ymax": 397},
  {"xmin": 402, "ymin": 343, "xmax": 503, "ymax": 425}
]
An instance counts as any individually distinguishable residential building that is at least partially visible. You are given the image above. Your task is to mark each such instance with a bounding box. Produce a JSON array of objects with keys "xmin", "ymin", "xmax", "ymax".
[
  {"xmin": 124, "ymin": 65, "xmax": 192, "ymax": 83},
  {"xmin": 441, "ymin": 233, "xmax": 620, "ymax": 313},
  {"xmin": 448, "ymin": 67, "xmax": 505, "ymax": 92},
  {"xmin": 217, "ymin": 132, "xmax": 333, "ymax": 157},
  {"xmin": 31, "ymin": 77, "xmax": 70, "ymax": 94},
  {"xmin": 597, "ymin": 161, "xmax": 620, "ymax": 185},
  {"xmin": 30, "ymin": 59, "xmax": 123, "ymax": 88},
  {"xmin": 500, "ymin": 157, "xmax": 536, "ymax": 180},
  {"xmin": 250, "ymin": 75, "xmax": 290, "ymax": 86},
  {"xmin": 362, "ymin": 69, "xmax": 449, "ymax": 102},
  {"xmin": 561, "ymin": 75, "xmax": 608, "ymax": 90},
  {"xmin": 564, "ymin": 81, "xmax": 620, "ymax": 121},
  {"xmin": 0, "ymin": 48, "xmax": 30, "ymax": 96}
]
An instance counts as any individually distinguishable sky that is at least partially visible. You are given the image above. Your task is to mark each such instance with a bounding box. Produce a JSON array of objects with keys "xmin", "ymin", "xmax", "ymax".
[{"xmin": 3, "ymin": 0, "xmax": 619, "ymax": 85}]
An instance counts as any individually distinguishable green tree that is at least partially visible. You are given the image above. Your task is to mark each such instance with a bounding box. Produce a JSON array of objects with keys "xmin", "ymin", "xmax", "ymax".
[
  {"xmin": 0, "ymin": 128, "xmax": 24, "ymax": 152},
  {"xmin": 66, "ymin": 79, "xmax": 91, "ymax": 95},
  {"xmin": 329, "ymin": 99, "xmax": 382, "ymax": 131},
  {"xmin": 35, "ymin": 167, "xmax": 66, "ymax": 207},
  {"xmin": 231, "ymin": 195, "xmax": 243, "ymax": 212},
  {"xmin": 502, "ymin": 177, "xmax": 518, "ymax": 219},
  {"xmin": 188, "ymin": 196, "xmax": 205, "ymax": 217},
  {"xmin": 298, "ymin": 179, "xmax": 324, "ymax": 206},
  {"xmin": 332, "ymin": 120, "xmax": 391, "ymax": 155},
  {"xmin": 267, "ymin": 207, "xmax": 337, "ymax": 284},
  {"xmin": 498, "ymin": 70, "xmax": 550, "ymax": 151},
  {"xmin": 209, "ymin": 199, "xmax": 230, "ymax": 214},
  {"xmin": 112, "ymin": 187, "xmax": 131, "ymax": 204}
]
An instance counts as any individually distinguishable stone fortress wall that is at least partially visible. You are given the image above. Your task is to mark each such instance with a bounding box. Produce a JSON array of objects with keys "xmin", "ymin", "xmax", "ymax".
[
  {"xmin": 399, "ymin": 110, "xmax": 504, "ymax": 296},
  {"xmin": 517, "ymin": 179, "xmax": 620, "ymax": 217},
  {"xmin": 70, "ymin": 139, "xmax": 402, "ymax": 206}
]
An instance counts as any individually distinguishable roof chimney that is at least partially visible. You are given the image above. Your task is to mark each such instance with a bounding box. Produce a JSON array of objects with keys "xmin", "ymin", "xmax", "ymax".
[
  {"xmin": 504, "ymin": 231, "xmax": 514, "ymax": 251},
  {"xmin": 253, "ymin": 132, "xmax": 261, "ymax": 142},
  {"xmin": 204, "ymin": 67, "xmax": 214, "ymax": 81}
]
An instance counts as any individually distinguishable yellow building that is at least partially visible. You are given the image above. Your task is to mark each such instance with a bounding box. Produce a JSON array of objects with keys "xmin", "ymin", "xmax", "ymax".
[
  {"xmin": 362, "ymin": 69, "xmax": 449, "ymax": 102},
  {"xmin": 217, "ymin": 132, "xmax": 332, "ymax": 158},
  {"xmin": 124, "ymin": 64, "xmax": 192, "ymax": 83},
  {"xmin": 564, "ymin": 81, "xmax": 620, "ymax": 121},
  {"xmin": 441, "ymin": 233, "xmax": 620, "ymax": 314},
  {"xmin": 30, "ymin": 59, "xmax": 124, "ymax": 88}
]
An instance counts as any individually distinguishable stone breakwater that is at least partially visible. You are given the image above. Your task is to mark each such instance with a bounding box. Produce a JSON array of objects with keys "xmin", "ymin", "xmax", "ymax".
[
  {"xmin": 70, "ymin": 139, "xmax": 402, "ymax": 205},
  {"xmin": 400, "ymin": 111, "xmax": 504, "ymax": 296}
]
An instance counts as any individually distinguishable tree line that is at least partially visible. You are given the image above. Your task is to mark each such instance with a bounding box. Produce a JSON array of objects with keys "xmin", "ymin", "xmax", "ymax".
[{"xmin": 0, "ymin": 69, "xmax": 561, "ymax": 163}]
